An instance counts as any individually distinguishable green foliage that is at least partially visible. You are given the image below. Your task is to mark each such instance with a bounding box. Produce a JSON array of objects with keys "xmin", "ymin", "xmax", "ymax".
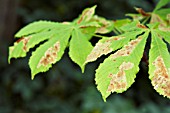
[{"xmin": 9, "ymin": 0, "xmax": 170, "ymax": 101}]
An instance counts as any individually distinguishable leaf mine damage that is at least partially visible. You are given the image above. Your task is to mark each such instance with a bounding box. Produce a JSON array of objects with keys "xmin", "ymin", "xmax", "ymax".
[
  {"xmin": 16, "ymin": 36, "xmax": 31, "ymax": 51},
  {"xmin": 152, "ymin": 56, "xmax": 170, "ymax": 97},
  {"xmin": 85, "ymin": 36, "xmax": 125, "ymax": 63},
  {"xmin": 107, "ymin": 62, "xmax": 134, "ymax": 92},
  {"xmin": 111, "ymin": 37, "xmax": 142, "ymax": 59},
  {"xmin": 77, "ymin": 6, "xmax": 95, "ymax": 24},
  {"xmin": 37, "ymin": 41, "xmax": 60, "ymax": 68},
  {"xmin": 9, "ymin": 36, "xmax": 31, "ymax": 58}
]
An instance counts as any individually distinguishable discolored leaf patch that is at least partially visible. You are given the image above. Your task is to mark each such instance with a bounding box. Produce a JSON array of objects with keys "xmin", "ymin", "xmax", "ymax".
[
  {"xmin": 135, "ymin": 7, "xmax": 151, "ymax": 16},
  {"xmin": 137, "ymin": 23, "xmax": 147, "ymax": 29},
  {"xmin": 107, "ymin": 62, "xmax": 134, "ymax": 93},
  {"xmin": 152, "ymin": 56, "xmax": 170, "ymax": 97},
  {"xmin": 77, "ymin": 5, "xmax": 96, "ymax": 24},
  {"xmin": 37, "ymin": 41, "xmax": 60, "ymax": 68},
  {"xmin": 85, "ymin": 36, "xmax": 125, "ymax": 63},
  {"xmin": 111, "ymin": 37, "xmax": 142, "ymax": 59},
  {"xmin": 95, "ymin": 32, "xmax": 148, "ymax": 101},
  {"xmin": 19, "ymin": 37, "xmax": 31, "ymax": 51},
  {"xmin": 150, "ymin": 13, "xmax": 167, "ymax": 27}
]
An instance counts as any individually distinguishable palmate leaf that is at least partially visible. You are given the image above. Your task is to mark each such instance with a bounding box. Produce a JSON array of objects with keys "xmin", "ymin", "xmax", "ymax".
[
  {"xmin": 9, "ymin": 5, "xmax": 114, "ymax": 79},
  {"xmin": 149, "ymin": 29, "xmax": 170, "ymax": 98},
  {"xmin": 8, "ymin": 21, "xmax": 68, "ymax": 63},
  {"xmin": 29, "ymin": 28, "xmax": 72, "ymax": 78},
  {"xmin": 95, "ymin": 30, "xmax": 149, "ymax": 101},
  {"xmin": 8, "ymin": 2, "xmax": 170, "ymax": 101},
  {"xmin": 9, "ymin": 22, "xmax": 74, "ymax": 79}
]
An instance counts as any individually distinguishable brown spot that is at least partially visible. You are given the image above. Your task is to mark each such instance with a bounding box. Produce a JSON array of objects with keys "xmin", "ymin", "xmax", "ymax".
[
  {"xmin": 16, "ymin": 37, "xmax": 31, "ymax": 51},
  {"xmin": 152, "ymin": 56, "xmax": 170, "ymax": 97},
  {"xmin": 150, "ymin": 14, "xmax": 167, "ymax": 27},
  {"xmin": 107, "ymin": 62, "xmax": 134, "ymax": 93},
  {"xmin": 111, "ymin": 37, "xmax": 142, "ymax": 59},
  {"xmin": 37, "ymin": 42, "xmax": 60, "ymax": 68},
  {"xmin": 137, "ymin": 23, "xmax": 147, "ymax": 29},
  {"xmin": 135, "ymin": 8, "xmax": 151, "ymax": 16}
]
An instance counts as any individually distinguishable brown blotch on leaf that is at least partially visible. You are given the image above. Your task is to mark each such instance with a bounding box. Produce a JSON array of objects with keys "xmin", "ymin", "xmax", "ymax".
[
  {"xmin": 86, "ymin": 36, "xmax": 125, "ymax": 63},
  {"xmin": 16, "ymin": 36, "xmax": 31, "ymax": 51},
  {"xmin": 137, "ymin": 23, "xmax": 147, "ymax": 29},
  {"xmin": 77, "ymin": 8, "xmax": 94, "ymax": 24},
  {"xmin": 151, "ymin": 14, "xmax": 167, "ymax": 27},
  {"xmin": 152, "ymin": 56, "xmax": 170, "ymax": 97},
  {"xmin": 37, "ymin": 42, "xmax": 60, "ymax": 68},
  {"xmin": 111, "ymin": 37, "xmax": 142, "ymax": 59},
  {"xmin": 85, "ymin": 42, "xmax": 112, "ymax": 63},
  {"xmin": 135, "ymin": 8, "xmax": 151, "ymax": 16},
  {"xmin": 107, "ymin": 62, "xmax": 134, "ymax": 93}
]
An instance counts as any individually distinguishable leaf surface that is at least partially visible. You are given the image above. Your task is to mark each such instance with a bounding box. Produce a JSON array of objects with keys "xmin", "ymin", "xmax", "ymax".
[
  {"xmin": 29, "ymin": 28, "xmax": 72, "ymax": 78},
  {"xmin": 149, "ymin": 30, "xmax": 170, "ymax": 98},
  {"xmin": 15, "ymin": 21, "xmax": 63, "ymax": 37},
  {"xmin": 9, "ymin": 22, "xmax": 71, "ymax": 62},
  {"xmin": 155, "ymin": 29, "xmax": 170, "ymax": 43},
  {"xmin": 69, "ymin": 28, "xmax": 93, "ymax": 72},
  {"xmin": 95, "ymin": 32, "xmax": 149, "ymax": 101},
  {"xmin": 85, "ymin": 30, "xmax": 144, "ymax": 64}
]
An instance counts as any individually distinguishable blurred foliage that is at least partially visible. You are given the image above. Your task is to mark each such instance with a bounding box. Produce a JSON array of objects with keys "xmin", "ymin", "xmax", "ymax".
[{"xmin": 1, "ymin": 0, "xmax": 170, "ymax": 113}]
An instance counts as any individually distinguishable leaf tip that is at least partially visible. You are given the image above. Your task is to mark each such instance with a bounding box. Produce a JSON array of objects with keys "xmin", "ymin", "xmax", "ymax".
[
  {"xmin": 103, "ymin": 97, "xmax": 107, "ymax": 102},
  {"xmin": 81, "ymin": 66, "xmax": 85, "ymax": 73},
  {"xmin": 31, "ymin": 73, "xmax": 36, "ymax": 80}
]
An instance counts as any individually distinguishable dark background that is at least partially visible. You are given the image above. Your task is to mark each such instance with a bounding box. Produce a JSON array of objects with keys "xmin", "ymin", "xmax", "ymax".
[{"xmin": 0, "ymin": 0, "xmax": 170, "ymax": 113}]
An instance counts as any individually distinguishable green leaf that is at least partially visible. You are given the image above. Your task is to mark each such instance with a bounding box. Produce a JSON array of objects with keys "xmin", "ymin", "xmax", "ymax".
[
  {"xmin": 29, "ymin": 28, "xmax": 72, "ymax": 79},
  {"xmin": 15, "ymin": 21, "xmax": 62, "ymax": 37},
  {"xmin": 85, "ymin": 30, "xmax": 144, "ymax": 64},
  {"xmin": 8, "ymin": 21, "xmax": 71, "ymax": 63},
  {"xmin": 9, "ymin": 5, "xmax": 102, "ymax": 78},
  {"xmin": 154, "ymin": 0, "xmax": 170, "ymax": 12},
  {"xmin": 149, "ymin": 30, "xmax": 170, "ymax": 98},
  {"xmin": 155, "ymin": 29, "xmax": 170, "ymax": 43},
  {"xmin": 95, "ymin": 32, "xmax": 149, "ymax": 101},
  {"xmin": 69, "ymin": 28, "xmax": 93, "ymax": 72},
  {"xmin": 113, "ymin": 19, "xmax": 131, "ymax": 34},
  {"xmin": 154, "ymin": 8, "xmax": 170, "ymax": 20},
  {"xmin": 113, "ymin": 19, "xmax": 131, "ymax": 28},
  {"xmin": 80, "ymin": 26, "xmax": 97, "ymax": 40}
]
